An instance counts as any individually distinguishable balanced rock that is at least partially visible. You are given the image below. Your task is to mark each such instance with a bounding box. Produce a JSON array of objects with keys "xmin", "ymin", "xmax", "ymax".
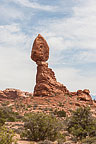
[
  {"xmin": 31, "ymin": 34, "xmax": 49, "ymax": 62},
  {"xmin": 31, "ymin": 34, "xmax": 69, "ymax": 96}
]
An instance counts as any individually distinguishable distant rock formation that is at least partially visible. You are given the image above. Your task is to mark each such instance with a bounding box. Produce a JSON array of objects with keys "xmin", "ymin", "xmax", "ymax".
[
  {"xmin": 70, "ymin": 89, "xmax": 92, "ymax": 102},
  {"xmin": 31, "ymin": 34, "xmax": 69, "ymax": 97},
  {"xmin": 0, "ymin": 89, "xmax": 32, "ymax": 101},
  {"xmin": 77, "ymin": 89, "xmax": 92, "ymax": 101}
]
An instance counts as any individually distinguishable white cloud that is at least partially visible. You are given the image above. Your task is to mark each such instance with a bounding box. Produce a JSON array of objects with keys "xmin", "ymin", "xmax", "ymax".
[
  {"xmin": 0, "ymin": 4, "xmax": 24, "ymax": 20},
  {"xmin": 38, "ymin": 0, "xmax": 96, "ymax": 51},
  {"xmin": 54, "ymin": 67, "xmax": 96, "ymax": 95},
  {"xmin": 0, "ymin": 24, "xmax": 20, "ymax": 32},
  {"xmin": 74, "ymin": 50, "xmax": 96, "ymax": 63},
  {"xmin": 0, "ymin": 24, "xmax": 36, "ymax": 92},
  {"xmin": 0, "ymin": 24, "xmax": 29, "ymax": 48},
  {"xmin": 0, "ymin": 46, "xmax": 36, "ymax": 92},
  {"xmin": 10, "ymin": 0, "xmax": 57, "ymax": 11},
  {"xmin": 30, "ymin": 0, "xmax": 96, "ymax": 72}
]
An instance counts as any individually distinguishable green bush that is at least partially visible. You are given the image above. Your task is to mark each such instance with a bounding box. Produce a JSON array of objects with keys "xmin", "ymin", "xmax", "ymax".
[
  {"xmin": 1, "ymin": 101, "xmax": 10, "ymax": 106},
  {"xmin": 0, "ymin": 118, "xmax": 5, "ymax": 127},
  {"xmin": 0, "ymin": 106, "xmax": 22, "ymax": 123},
  {"xmin": 82, "ymin": 136, "xmax": 96, "ymax": 144},
  {"xmin": 0, "ymin": 109, "xmax": 6, "ymax": 126},
  {"xmin": 57, "ymin": 133, "xmax": 66, "ymax": 144},
  {"xmin": 67, "ymin": 107, "xmax": 96, "ymax": 140},
  {"xmin": 0, "ymin": 126, "xmax": 15, "ymax": 144},
  {"xmin": 21, "ymin": 113, "xmax": 63, "ymax": 141},
  {"xmin": 54, "ymin": 109, "xmax": 66, "ymax": 117},
  {"xmin": 56, "ymin": 110, "xmax": 66, "ymax": 117}
]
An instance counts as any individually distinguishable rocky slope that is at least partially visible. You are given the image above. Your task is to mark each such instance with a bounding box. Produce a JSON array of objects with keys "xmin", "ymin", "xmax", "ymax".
[{"xmin": 0, "ymin": 88, "xmax": 96, "ymax": 117}]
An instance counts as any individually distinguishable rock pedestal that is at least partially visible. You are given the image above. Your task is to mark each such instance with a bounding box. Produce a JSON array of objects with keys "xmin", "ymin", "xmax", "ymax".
[{"xmin": 31, "ymin": 34, "xmax": 69, "ymax": 97}]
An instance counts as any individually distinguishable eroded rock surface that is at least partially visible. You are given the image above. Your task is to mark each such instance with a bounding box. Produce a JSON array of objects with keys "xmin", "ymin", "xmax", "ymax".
[
  {"xmin": 77, "ymin": 89, "xmax": 92, "ymax": 101},
  {"xmin": 31, "ymin": 34, "xmax": 95, "ymax": 106},
  {"xmin": 31, "ymin": 34, "xmax": 69, "ymax": 96},
  {"xmin": 0, "ymin": 89, "xmax": 32, "ymax": 101},
  {"xmin": 31, "ymin": 34, "xmax": 49, "ymax": 62}
]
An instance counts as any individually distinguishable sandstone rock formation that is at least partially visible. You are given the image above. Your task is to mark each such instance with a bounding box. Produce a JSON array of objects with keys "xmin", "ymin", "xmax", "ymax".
[
  {"xmin": 0, "ymin": 88, "xmax": 32, "ymax": 101},
  {"xmin": 31, "ymin": 34, "xmax": 69, "ymax": 97},
  {"xmin": 70, "ymin": 89, "xmax": 92, "ymax": 103},
  {"xmin": 31, "ymin": 34, "xmax": 49, "ymax": 62},
  {"xmin": 77, "ymin": 89, "xmax": 92, "ymax": 101}
]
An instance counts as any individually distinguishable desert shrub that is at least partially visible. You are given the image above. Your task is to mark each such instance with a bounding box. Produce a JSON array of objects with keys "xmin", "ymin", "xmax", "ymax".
[
  {"xmin": 56, "ymin": 110, "xmax": 66, "ymax": 117},
  {"xmin": 57, "ymin": 133, "xmax": 66, "ymax": 144},
  {"xmin": 54, "ymin": 109, "xmax": 66, "ymax": 117},
  {"xmin": 37, "ymin": 133, "xmax": 66, "ymax": 144},
  {"xmin": 21, "ymin": 113, "xmax": 63, "ymax": 141},
  {"xmin": 82, "ymin": 136, "xmax": 96, "ymax": 144},
  {"xmin": 53, "ymin": 109, "xmax": 58, "ymax": 115},
  {"xmin": 0, "ymin": 118, "xmax": 5, "ymax": 127},
  {"xmin": 1, "ymin": 101, "xmax": 10, "ymax": 106},
  {"xmin": 0, "ymin": 106, "xmax": 21, "ymax": 122},
  {"xmin": 58, "ymin": 102, "xmax": 64, "ymax": 107},
  {"xmin": 49, "ymin": 108, "xmax": 53, "ymax": 112},
  {"xmin": 67, "ymin": 107, "xmax": 96, "ymax": 140},
  {"xmin": 69, "ymin": 95, "xmax": 72, "ymax": 98},
  {"xmin": 0, "ymin": 109, "xmax": 6, "ymax": 127},
  {"xmin": 0, "ymin": 126, "xmax": 15, "ymax": 144},
  {"xmin": 27, "ymin": 104, "xmax": 32, "ymax": 108},
  {"xmin": 43, "ymin": 107, "xmax": 48, "ymax": 111}
]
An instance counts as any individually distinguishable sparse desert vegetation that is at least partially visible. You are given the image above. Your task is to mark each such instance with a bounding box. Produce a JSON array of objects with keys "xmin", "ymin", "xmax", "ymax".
[{"xmin": 0, "ymin": 103, "xmax": 96, "ymax": 144}]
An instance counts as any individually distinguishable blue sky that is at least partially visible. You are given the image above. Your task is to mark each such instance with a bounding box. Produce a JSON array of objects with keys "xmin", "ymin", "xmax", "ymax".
[{"xmin": 0, "ymin": 0, "xmax": 96, "ymax": 98}]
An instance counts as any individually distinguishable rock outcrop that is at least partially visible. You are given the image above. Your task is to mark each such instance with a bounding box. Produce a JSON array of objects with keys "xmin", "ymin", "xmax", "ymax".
[
  {"xmin": 31, "ymin": 34, "xmax": 69, "ymax": 96},
  {"xmin": 71, "ymin": 89, "xmax": 92, "ymax": 101},
  {"xmin": 77, "ymin": 89, "xmax": 92, "ymax": 101},
  {"xmin": 0, "ymin": 89, "xmax": 32, "ymax": 101}
]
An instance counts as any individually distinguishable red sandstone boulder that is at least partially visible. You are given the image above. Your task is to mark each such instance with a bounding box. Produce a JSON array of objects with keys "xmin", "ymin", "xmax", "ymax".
[
  {"xmin": 70, "ymin": 92, "xmax": 77, "ymax": 96},
  {"xmin": 0, "ymin": 90, "xmax": 7, "ymax": 98},
  {"xmin": 83, "ymin": 89, "xmax": 90, "ymax": 95},
  {"xmin": 77, "ymin": 89, "xmax": 92, "ymax": 101},
  {"xmin": 3, "ymin": 89, "xmax": 23, "ymax": 99},
  {"xmin": 77, "ymin": 90, "xmax": 83, "ymax": 95},
  {"xmin": 93, "ymin": 100, "xmax": 96, "ymax": 107},
  {"xmin": 31, "ymin": 34, "xmax": 49, "ymax": 62}
]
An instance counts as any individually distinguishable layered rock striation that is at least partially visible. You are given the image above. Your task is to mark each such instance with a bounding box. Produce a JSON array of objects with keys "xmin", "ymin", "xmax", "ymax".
[{"xmin": 31, "ymin": 34, "xmax": 69, "ymax": 96}]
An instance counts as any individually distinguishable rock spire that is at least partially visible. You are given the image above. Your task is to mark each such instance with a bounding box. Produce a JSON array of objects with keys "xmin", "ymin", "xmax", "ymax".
[{"xmin": 31, "ymin": 34, "xmax": 69, "ymax": 96}]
